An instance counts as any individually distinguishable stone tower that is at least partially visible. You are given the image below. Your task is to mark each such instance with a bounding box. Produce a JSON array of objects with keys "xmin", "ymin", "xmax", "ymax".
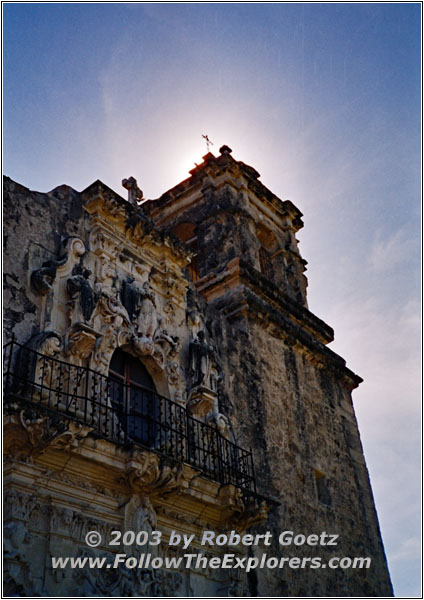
[
  {"xmin": 3, "ymin": 146, "xmax": 392, "ymax": 597},
  {"xmin": 143, "ymin": 145, "xmax": 393, "ymax": 596}
]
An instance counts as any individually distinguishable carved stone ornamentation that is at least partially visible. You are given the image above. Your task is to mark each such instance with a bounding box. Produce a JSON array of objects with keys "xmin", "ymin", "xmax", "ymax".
[
  {"xmin": 120, "ymin": 277, "xmax": 142, "ymax": 322},
  {"xmin": 4, "ymin": 490, "xmax": 40, "ymax": 522},
  {"xmin": 154, "ymin": 328, "xmax": 180, "ymax": 363},
  {"xmin": 124, "ymin": 494, "xmax": 158, "ymax": 556},
  {"xmin": 19, "ymin": 409, "xmax": 93, "ymax": 457},
  {"xmin": 124, "ymin": 451, "xmax": 183, "ymax": 495},
  {"xmin": 221, "ymin": 487, "xmax": 270, "ymax": 532},
  {"xmin": 30, "ymin": 255, "xmax": 68, "ymax": 295},
  {"xmin": 64, "ymin": 323, "xmax": 100, "ymax": 361},
  {"xmin": 4, "ymin": 520, "xmax": 40, "ymax": 596},
  {"xmin": 90, "ymin": 292, "xmax": 130, "ymax": 373},
  {"xmin": 187, "ymin": 330, "xmax": 219, "ymax": 417},
  {"xmin": 215, "ymin": 412, "xmax": 235, "ymax": 442},
  {"xmin": 165, "ymin": 360, "xmax": 180, "ymax": 385},
  {"xmin": 187, "ymin": 386, "xmax": 216, "ymax": 418},
  {"xmin": 71, "ymin": 547, "xmax": 183, "ymax": 597},
  {"xmin": 30, "ymin": 237, "xmax": 85, "ymax": 296},
  {"xmin": 11, "ymin": 331, "xmax": 63, "ymax": 402},
  {"xmin": 187, "ymin": 310, "xmax": 204, "ymax": 338},
  {"xmin": 93, "ymin": 248, "xmax": 116, "ymax": 296}
]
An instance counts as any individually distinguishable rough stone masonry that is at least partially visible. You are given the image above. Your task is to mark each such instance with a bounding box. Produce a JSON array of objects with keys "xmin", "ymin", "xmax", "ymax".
[{"xmin": 3, "ymin": 146, "xmax": 393, "ymax": 597}]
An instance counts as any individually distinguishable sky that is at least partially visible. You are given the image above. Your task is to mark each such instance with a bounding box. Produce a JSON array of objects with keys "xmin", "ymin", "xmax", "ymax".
[{"xmin": 3, "ymin": 3, "xmax": 421, "ymax": 596}]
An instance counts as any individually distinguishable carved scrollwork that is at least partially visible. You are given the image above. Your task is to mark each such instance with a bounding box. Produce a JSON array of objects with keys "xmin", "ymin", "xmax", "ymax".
[
  {"xmin": 30, "ymin": 256, "xmax": 67, "ymax": 295},
  {"xmin": 30, "ymin": 237, "xmax": 85, "ymax": 296},
  {"xmin": 19, "ymin": 409, "xmax": 93, "ymax": 456},
  {"xmin": 64, "ymin": 323, "xmax": 100, "ymax": 360},
  {"xmin": 124, "ymin": 451, "xmax": 183, "ymax": 495},
  {"xmin": 90, "ymin": 292, "xmax": 130, "ymax": 372},
  {"xmin": 221, "ymin": 487, "xmax": 270, "ymax": 532}
]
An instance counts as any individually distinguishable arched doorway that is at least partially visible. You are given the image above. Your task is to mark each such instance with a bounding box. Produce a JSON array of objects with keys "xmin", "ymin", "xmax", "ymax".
[{"xmin": 109, "ymin": 348, "xmax": 158, "ymax": 447}]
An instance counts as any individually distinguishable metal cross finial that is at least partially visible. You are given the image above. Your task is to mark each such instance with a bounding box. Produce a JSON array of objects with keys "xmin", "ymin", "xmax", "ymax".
[{"xmin": 202, "ymin": 134, "xmax": 214, "ymax": 153}]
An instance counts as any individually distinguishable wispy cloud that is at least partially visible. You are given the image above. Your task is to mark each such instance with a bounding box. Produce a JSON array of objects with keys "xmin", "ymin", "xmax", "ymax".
[{"xmin": 369, "ymin": 227, "xmax": 417, "ymax": 273}]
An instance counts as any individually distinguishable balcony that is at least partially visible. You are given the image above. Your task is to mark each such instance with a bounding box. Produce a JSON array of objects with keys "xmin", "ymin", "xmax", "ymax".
[{"xmin": 3, "ymin": 338, "xmax": 257, "ymax": 496}]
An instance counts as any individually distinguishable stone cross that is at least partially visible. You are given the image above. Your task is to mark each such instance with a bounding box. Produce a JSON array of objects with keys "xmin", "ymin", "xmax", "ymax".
[{"xmin": 122, "ymin": 177, "xmax": 144, "ymax": 205}]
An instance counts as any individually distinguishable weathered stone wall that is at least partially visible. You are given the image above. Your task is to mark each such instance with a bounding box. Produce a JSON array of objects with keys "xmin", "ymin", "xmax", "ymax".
[
  {"xmin": 206, "ymin": 308, "xmax": 392, "ymax": 596},
  {"xmin": 3, "ymin": 177, "xmax": 85, "ymax": 342}
]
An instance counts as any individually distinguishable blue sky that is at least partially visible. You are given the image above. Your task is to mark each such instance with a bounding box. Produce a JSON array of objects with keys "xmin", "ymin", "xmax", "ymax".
[{"xmin": 3, "ymin": 3, "xmax": 421, "ymax": 596}]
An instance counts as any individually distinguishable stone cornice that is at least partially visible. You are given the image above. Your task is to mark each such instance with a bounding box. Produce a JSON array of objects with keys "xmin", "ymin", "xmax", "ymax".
[
  {"xmin": 143, "ymin": 151, "xmax": 303, "ymax": 233},
  {"xmin": 194, "ymin": 259, "xmax": 362, "ymax": 390},
  {"xmin": 196, "ymin": 258, "xmax": 333, "ymax": 344},
  {"xmin": 81, "ymin": 180, "xmax": 191, "ymax": 266}
]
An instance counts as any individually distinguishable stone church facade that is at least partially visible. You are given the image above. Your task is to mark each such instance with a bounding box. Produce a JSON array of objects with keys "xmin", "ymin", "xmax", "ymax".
[{"xmin": 3, "ymin": 146, "xmax": 393, "ymax": 596}]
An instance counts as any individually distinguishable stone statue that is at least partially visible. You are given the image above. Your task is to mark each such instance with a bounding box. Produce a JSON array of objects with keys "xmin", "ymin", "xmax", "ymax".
[
  {"xmin": 215, "ymin": 413, "xmax": 234, "ymax": 442},
  {"xmin": 120, "ymin": 277, "xmax": 140, "ymax": 322},
  {"xmin": 135, "ymin": 282, "xmax": 157, "ymax": 340},
  {"xmin": 189, "ymin": 330, "xmax": 215, "ymax": 389},
  {"xmin": 67, "ymin": 267, "xmax": 94, "ymax": 324}
]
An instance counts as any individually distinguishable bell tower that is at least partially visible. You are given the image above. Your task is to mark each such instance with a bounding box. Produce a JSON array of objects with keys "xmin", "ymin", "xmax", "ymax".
[
  {"xmin": 145, "ymin": 145, "xmax": 309, "ymax": 309},
  {"xmin": 143, "ymin": 146, "xmax": 393, "ymax": 597}
]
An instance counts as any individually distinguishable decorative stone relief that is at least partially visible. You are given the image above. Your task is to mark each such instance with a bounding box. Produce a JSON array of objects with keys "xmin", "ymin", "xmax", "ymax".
[
  {"xmin": 95, "ymin": 254, "xmax": 115, "ymax": 296},
  {"xmin": 189, "ymin": 330, "xmax": 215, "ymax": 388},
  {"xmin": 71, "ymin": 548, "xmax": 183, "ymax": 597},
  {"xmin": 4, "ymin": 520, "xmax": 40, "ymax": 596},
  {"xmin": 31, "ymin": 237, "xmax": 85, "ymax": 295},
  {"xmin": 124, "ymin": 450, "xmax": 183, "ymax": 495},
  {"xmin": 124, "ymin": 494, "xmax": 158, "ymax": 556},
  {"xmin": 4, "ymin": 489, "xmax": 40, "ymax": 522},
  {"xmin": 187, "ymin": 310, "xmax": 204, "ymax": 338},
  {"xmin": 214, "ymin": 413, "xmax": 235, "ymax": 443},
  {"xmin": 19, "ymin": 409, "xmax": 93, "ymax": 457},
  {"xmin": 90, "ymin": 293, "xmax": 130, "ymax": 373},
  {"xmin": 120, "ymin": 277, "xmax": 143, "ymax": 322},
  {"xmin": 223, "ymin": 489, "xmax": 269, "ymax": 532},
  {"xmin": 30, "ymin": 255, "xmax": 68, "ymax": 295},
  {"xmin": 64, "ymin": 323, "xmax": 100, "ymax": 362}
]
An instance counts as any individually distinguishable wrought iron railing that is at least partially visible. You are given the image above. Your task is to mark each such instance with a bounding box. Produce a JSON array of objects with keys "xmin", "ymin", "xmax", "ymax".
[{"xmin": 3, "ymin": 339, "xmax": 256, "ymax": 493}]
